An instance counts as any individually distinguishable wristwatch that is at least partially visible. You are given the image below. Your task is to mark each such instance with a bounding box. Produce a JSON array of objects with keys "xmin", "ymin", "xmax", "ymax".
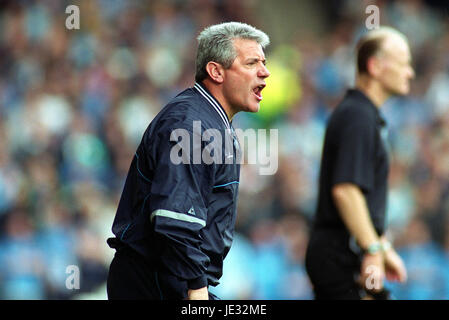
[
  {"xmin": 364, "ymin": 241, "xmax": 392, "ymax": 255},
  {"xmin": 365, "ymin": 241, "xmax": 382, "ymax": 255},
  {"xmin": 381, "ymin": 240, "xmax": 392, "ymax": 252}
]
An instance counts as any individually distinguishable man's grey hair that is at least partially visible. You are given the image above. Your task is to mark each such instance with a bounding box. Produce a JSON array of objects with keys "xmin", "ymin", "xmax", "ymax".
[{"xmin": 195, "ymin": 22, "xmax": 270, "ymax": 82}]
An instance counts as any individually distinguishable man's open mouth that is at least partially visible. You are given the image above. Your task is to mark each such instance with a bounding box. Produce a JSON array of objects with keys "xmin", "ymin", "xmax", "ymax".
[{"xmin": 253, "ymin": 84, "xmax": 265, "ymax": 101}]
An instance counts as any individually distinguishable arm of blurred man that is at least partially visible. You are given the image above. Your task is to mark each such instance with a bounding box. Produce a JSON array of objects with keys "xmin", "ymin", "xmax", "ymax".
[{"xmin": 332, "ymin": 183, "xmax": 385, "ymax": 291}]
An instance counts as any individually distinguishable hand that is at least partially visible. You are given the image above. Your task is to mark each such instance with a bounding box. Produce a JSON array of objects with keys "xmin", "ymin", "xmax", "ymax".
[
  {"xmin": 360, "ymin": 252, "xmax": 385, "ymax": 293},
  {"xmin": 384, "ymin": 247, "xmax": 407, "ymax": 283},
  {"xmin": 187, "ymin": 286, "xmax": 209, "ymax": 300}
]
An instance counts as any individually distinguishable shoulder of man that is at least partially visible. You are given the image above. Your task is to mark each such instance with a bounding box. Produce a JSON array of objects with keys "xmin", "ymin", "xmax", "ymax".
[
  {"xmin": 144, "ymin": 91, "xmax": 225, "ymax": 149},
  {"xmin": 331, "ymin": 96, "xmax": 376, "ymax": 128},
  {"xmin": 162, "ymin": 88, "xmax": 223, "ymax": 130}
]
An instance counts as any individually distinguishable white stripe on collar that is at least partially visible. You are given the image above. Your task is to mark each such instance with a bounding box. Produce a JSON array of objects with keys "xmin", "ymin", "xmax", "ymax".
[{"xmin": 194, "ymin": 82, "xmax": 230, "ymax": 129}]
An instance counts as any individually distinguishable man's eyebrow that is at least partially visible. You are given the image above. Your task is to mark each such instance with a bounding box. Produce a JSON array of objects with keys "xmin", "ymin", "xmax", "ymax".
[{"xmin": 246, "ymin": 57, "xmax": 267, "ymax": 64}]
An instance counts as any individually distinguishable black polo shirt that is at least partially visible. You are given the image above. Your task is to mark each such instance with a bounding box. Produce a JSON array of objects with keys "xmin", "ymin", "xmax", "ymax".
[{"xmin": 313, "ymin": 89, "xmax": 389, "ymax": 236}]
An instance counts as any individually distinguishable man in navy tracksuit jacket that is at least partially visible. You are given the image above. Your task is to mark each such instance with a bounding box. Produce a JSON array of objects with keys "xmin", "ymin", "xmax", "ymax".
[{"xmin": 107, "ymin": 22, "xmax": 270, "ymax": 300}]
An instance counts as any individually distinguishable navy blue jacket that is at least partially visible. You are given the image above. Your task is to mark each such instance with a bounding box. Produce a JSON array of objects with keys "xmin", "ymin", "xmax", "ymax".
[{"xmin": 109, "ymin": 82, "xmax": 240, "ymax": 291}]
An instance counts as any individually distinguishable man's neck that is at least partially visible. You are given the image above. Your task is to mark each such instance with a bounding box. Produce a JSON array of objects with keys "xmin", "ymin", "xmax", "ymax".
[
  {"xmin": 200, "ymin": 80, "xmax": 234, "ymax": 120},
  {"xmin": 355, "ymin": 75, "xmax": 390, "ymax": 108}
]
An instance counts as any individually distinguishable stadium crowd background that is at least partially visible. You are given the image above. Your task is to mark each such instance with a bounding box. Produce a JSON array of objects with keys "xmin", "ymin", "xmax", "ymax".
[{"xmin": 1, "ymin": 0, "xmax": 449, "ymax": 299}]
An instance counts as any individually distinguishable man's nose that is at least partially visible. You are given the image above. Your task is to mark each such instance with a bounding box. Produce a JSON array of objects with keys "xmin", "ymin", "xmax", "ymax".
[
  {"xmin": 259, "ymin": 64, "xmax": 270, "ymax": 78},
  {"xmin": 409, "ymin": 67, "xmax": 415, "ymax": 79}
]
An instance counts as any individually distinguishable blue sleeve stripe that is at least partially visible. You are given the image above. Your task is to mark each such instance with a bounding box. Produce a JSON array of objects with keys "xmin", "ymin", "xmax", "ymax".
[
  {"xmin": 141, "ymin": 193, "xmax": 151, "ymax": 214},
  {"xmin": 120, "ymin": 222, "xmax": 132, "ymax": 241},
  {"xmin": 120, "ymin": 193, "xmax": 151, "ymax": 241},
  {"xmin": 135, "ymin": 153, "xmax": 152, "ymax": 183},
  {"xmin": 213, "ymin": 181, "xmax": 239, "ymax": 188}
]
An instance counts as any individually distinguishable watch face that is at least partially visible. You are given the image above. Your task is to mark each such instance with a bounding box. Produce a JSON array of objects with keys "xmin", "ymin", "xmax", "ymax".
[{"xmin": 368, "ymin": 242, "xmax": 381, "ymax": 254}]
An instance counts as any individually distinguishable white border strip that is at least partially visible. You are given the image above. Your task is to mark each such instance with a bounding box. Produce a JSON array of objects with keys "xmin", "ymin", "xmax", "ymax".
[{"xmin": 151, "ymin": 209, "xmax": 206, "ymax": 227}]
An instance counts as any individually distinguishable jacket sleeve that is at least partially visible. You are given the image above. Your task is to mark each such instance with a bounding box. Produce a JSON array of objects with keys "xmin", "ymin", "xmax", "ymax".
[{"xmin": 144, "ymin": 120, "xmax": 215, "ymax": 289}]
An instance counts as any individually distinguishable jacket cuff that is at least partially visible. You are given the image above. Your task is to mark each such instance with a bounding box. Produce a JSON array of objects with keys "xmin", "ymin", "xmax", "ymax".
[{"xmin": 187, "ymin": 274, "xmax": 208, "ymax": 289}]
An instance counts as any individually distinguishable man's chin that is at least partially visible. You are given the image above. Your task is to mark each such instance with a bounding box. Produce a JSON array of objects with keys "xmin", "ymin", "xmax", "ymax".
[
  {"xmin": 237, "ymin": 102, "xmax": 260, "ymax": 114},
  {"xmin": 248, "ymin": 103, "xmax": 261, "ymax": 113},
  {"xmin": 389, "ymin": 86, "xmax": 409, "ymax": 97}
]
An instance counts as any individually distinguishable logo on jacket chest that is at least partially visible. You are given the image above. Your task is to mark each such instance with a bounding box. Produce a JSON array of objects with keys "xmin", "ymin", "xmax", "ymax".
[{"xmin": 168, "ymin": 121, "xmax": 279, "ymax": 175}]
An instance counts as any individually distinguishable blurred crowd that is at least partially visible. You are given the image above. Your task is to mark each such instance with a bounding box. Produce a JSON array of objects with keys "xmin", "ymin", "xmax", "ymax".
[{"xmin": 1, "ymin": 0, "xmax": 449, "ymax": 300}]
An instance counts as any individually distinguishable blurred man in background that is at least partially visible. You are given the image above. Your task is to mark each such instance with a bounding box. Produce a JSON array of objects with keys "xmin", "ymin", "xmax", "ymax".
[
  {"xmin": 305, "ymin": 26, "xmax": 414, "ymax": 300},
  {"xmin": 106, "ymin": 21, "xmax": 270, "ymax": 300}
]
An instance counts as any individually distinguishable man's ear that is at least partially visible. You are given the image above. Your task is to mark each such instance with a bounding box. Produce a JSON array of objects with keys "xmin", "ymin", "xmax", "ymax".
[
  {"xmin": 205, "ymin": 62, "xmax": 225, "ymax": 84},
  {"xmin": 366, "ymin": 56, "xmax": 382, "ymax": 79}
]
